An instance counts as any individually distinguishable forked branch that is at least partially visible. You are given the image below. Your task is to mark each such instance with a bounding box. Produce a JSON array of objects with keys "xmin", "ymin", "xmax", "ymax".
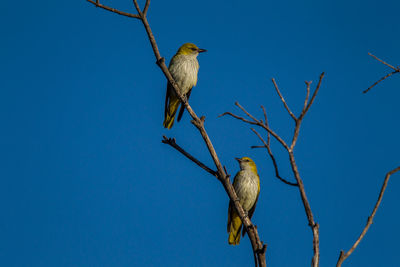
[
  {"xmin": 87, "ymin": 1, "xmax": 267, "ymax": 266},
  {"xmin": 221, "ymin": 74, "xmax": 325, "ymax": 267},
  {"xmin": 364, "ymin": 53, "xmax": 400, "ymax": 94}
]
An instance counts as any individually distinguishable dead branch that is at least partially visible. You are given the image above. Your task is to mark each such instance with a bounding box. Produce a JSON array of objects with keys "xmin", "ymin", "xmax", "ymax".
[
  {"xmin": 271, "ymin": 78, "xmax": 296, "ymax": 120},
  {"xmin": 364, "ymin": 53, "xmax": 400, "ymax": 94},
  {"xmin": 162, "ymin": 136, "xmax": 218, "ymax": 177},
  {"xmin": 250, "ymin": 128, "xmax": 298, "ymax": 187},
  {"xmin": 221, "ymin": 73, "xmax": 325, "ymax": 267},
  {"xmin": 87, "ymin": 0, "xmax": 140, "ymax": 19},
  {"xmin": 336, "ymin": 166, "xmax": 400, "ymax": 267},
  {"xmin": 87, "ymin": 1, "xmax": 267, "ymax": 266}
]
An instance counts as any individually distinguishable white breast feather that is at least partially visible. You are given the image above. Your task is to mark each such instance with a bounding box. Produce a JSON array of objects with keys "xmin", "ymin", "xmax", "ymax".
[
  {"xmin": 169, "ymin": 55, "xmax": 199, "ymax": 95},
  {"xmin": 233, "ymin": 170, "xmax": 259, "ymax": 212}
]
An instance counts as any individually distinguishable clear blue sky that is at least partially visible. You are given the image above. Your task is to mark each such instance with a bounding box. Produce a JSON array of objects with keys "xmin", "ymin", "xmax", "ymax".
[{"xmin": 1, "ymin": 0, "xmax": 399, "ymax": 266}]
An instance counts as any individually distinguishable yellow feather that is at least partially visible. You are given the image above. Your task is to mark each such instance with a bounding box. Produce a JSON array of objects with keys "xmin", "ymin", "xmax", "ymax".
[
  {"xmin": 228, "ymin": 210, "xmax": 242, "ymax": 245},
  {"xmin": 163, "ymin": 93, "xmax": 180, "ymax": 129}
]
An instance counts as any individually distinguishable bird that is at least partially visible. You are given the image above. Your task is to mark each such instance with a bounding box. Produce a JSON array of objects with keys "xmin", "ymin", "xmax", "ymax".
[
  {"xmin": 227, "ymin": 157, "xmax": 260, "ymax": 245},
  {"xmin": 163, "ymin": 43, "xmax": 207, "ymax": 129}
]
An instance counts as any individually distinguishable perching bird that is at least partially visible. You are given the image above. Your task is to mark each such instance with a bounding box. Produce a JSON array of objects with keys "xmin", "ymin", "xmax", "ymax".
[
  {"xmin": 227, "ymin": 157, "xmax": 260, "ymax": 245},
  {"xmin": 163, "ymin": 43, "xmax": 207, "ymax": 129}
]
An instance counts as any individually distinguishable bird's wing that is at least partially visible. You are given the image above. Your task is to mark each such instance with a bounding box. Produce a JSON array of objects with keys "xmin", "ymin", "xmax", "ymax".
[
  {"xmin": 177, "ymin": 88, "xmax": 192, "ymax": 122},
  {"xmin": 227, "ymin": 171, "xmax": 240, "ymax": 232},
  {"xmin": 227, "ymin": 200, "xmax": 233, "ymax": 232},
  {"xmin": 165, "ymin": 82, "xmax": 172, "ymax": 117}
]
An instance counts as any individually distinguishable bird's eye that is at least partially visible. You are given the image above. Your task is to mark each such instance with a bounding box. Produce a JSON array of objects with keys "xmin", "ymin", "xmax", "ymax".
[{"xmin": 191, "ymin": 48, "xmax": 197, "ymax": 51}]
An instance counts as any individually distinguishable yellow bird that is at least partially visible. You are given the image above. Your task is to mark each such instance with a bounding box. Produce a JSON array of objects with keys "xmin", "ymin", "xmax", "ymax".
[
  {"xmin": 163, "ymin": 43, "xmax": 207, "ymax": 129},
  {"xmin": 227, "ymin": 157, "xmax": 260, "ymax": 245}
]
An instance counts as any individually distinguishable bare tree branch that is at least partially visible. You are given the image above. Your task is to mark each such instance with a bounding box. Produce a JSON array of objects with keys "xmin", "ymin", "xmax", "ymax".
[
  {"xmin": 87, "ymin": 2, "xmax": 267, "ymax": 266},
  {"xmin": 86, "ymin": 0, "xmax": 140, "ymax": 19},
  {"xmin": 235, "ymin": 102, "xmax": 261, "ymax": 122},
  {"xmin": 368, "ymin": 52, "xmax": 398, "ymax": 71},
  {"xmin": 250, "ymin": 128, "xmax": 298, "ymax": 186},
  {"xmin": 302, "ymin": 81, "xmax": 311, "ymax": 114},
  {"xmin": 336, "ymin": 166, "xmax": 400, "ymax": 267},
  {"xmin": 220, "ymin": 107, "xmax": 290, "ymax": 152},
  {"xmin": 302, "ymin": 73, "xmax": 324, "ymax": 118},
  {"xmin": 143, "ymin": 0, "xmax": 150, "ymax": 15},
  {"xmin": 271, "ymin": 78, "xmax": 297, "ymax": 120},
  {"xmin": 221, "ymin": 74, "xmax": 326, "ymax": 266},
  {"xmin": 364, "ymin": 53, "xmax": 400, "ymax": 94},
  {"xmin": 162, "ymin": 136, "xmax": 218, "ymax": 177}
]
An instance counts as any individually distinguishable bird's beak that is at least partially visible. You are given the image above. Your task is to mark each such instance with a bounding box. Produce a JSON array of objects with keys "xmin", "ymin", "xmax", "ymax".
[
  {"xmin": 235, "ymin": 157, "xmax": 242, "ymax": 162},
  {"xmin": 198, "ymin": 48, "xmax": 207, "ymax": 53}
]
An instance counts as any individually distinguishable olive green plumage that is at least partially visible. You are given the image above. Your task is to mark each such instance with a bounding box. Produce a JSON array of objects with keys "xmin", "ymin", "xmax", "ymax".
[
  {"xmin": 163, "ymin": 43, "xmax": 206, "ymax": 129},
  {"xmin": 227, "ymin": 157, "xmax": 260, "ymax": 245}
]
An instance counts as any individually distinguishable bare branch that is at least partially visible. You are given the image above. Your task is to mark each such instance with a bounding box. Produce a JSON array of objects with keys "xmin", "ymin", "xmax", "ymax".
[
  {"xmin": 86, "ymin": 2, "xmax": 267, "ymax": 264},
  {"xmin": 363, "ymin": 70, "xmax": 399, "ymax": 94},
  {"xmin": 235, "ymin": 102, "xmax": 259, "ymax": 122},
  {"xmin": 271, "ymin": 78, "xmax": 297, "ymax": 120},
  {"xmin": 250, "ymin": 128, "xmax": 298, "ymax": 186},
  {"xmin": 368, "ymin": 52, "xmax": 397, "ymax": 71},
  {"xmin": 162, "ymin": 136, "xmax": 218, "ymax": 177},
  {"xmin": 132, "ymin": 0, "xmax": 142, "ymax": 14},
  {"xmin": 219, "ymin": 111, "xmax": 258, "ymax": 125},
  {"xmin": 223, "ymin": 75, "xmax": 325, "ymax": 266},
  {"xmin": 303, "ymin": 72, "xmax": 325, "ymax": 116},
  {"xmin": 303, "ymin": 81, "xmax": 311, "ymax": 113},
  {"xmin": 86, "ymin": 0, "xmax": 140, "ymax": 19},
  {"xmin": 143, "ymin": 0, "xmax": 150, "ymax": 15},
  {"xmin": 288, "ymin": 150, "xmax": 320, "ymax": 267},
  {"xmin": 336, "ymin": 166, "xmax": 400, "ymax": 267},
  {"xmin": 220, "ymin": 106, "xmax": 290, "ymax": 151},
  {"xmin": 261, "ymin": 105, "xmax": 268, "ymax": 127},
  {"xmin": 364, "ymin": 53, "xmax": 400, "ymax": 94}
]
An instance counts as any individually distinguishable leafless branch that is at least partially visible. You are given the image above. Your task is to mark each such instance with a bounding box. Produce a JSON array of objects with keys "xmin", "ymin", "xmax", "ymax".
[
  {"xmin": 364, "ymin": 53, "xmax": 400, "ymax": 94},
  {"xmin": 88, "ymin": 2, "xmax": 267, "ymax": 266},
  {"xmin": 86, "ymin": 0, "xmax": 140, "ymax": 19},
  {"xmin": 143, "ymin": 0, "xmax": 150, "ymax": 15},
  {"xmin": 221, "ymin": 74, "xmax": 325, "ymax": 266},
  {"xmin": 302, "ymin": 73, "xmax": 324, "ymax": 118},
  {"xmin": 220, "ymin": 108, "xmax": 290, "ymax": 151},
  {"xmin": 250, "ymin": 128, "xmax": 298, "ymax": 186},
  {"xmin": 162, "ymin": 136, "xmax": 218, "ymax": 177},
  {"xmin": 336, "ymin": 166, "xmax": 400, "ymax": 267},
  {"xmin": 271, "ymin": 78, "xmax": 297, "ymax": 120},
  {"xmin": 368, "ymin": 52, "xmax": 397, "ymax": 71}
]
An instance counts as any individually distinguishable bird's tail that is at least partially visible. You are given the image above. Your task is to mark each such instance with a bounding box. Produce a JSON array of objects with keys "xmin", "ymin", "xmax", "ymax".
[
  {"xmin": 228, "ymin": 210, "xmax": 243, "ymax": 245},
  {"xmin": 163, "ymin": 95, "xmax": 181, "ymax": 129}
]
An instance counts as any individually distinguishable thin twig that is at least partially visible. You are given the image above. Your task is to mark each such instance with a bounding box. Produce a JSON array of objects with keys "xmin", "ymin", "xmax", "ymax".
[
  {"xmin": 364, "ymin": 53, "xmax": 400, "ymax": 94},
  {"xmin": 86, "ymin": 0, "xmax": 140, "ymax": 19},
  {"xmin": 368, "ymin": 52, "xmax": 397, "ymax": 71},
  {"xmin": 220, "ymin": 107, "xmax": 290, "ymax": 151},
  {"xmin": 303, "ymin": 81, "xmax": 311, "ymax": 114},
  {"xmin": 143, "ymin": 0, "xmax": 150, "ymax": 15},
  {"xmin": 303, "ymin": 73, "xmax": 325, "ymax": 116},
  {"xmin": 363, "ymin": 70, "xmax": 399, "ymax": 94},
  {"xmin": 251, "ymin": 128, "xmax": 298, "ymax": 186},
  {"xmin": 219, "ymin": 112, "xmax": 258, "ymax": 125},
  {"xmin": 336, "ymin": 166, "xmax": 400, "ymax": 267},
  {"xmin": 132, "ymin": 0, "xmax": 143, "ymax": 15},
  {"xmin": 271, "ymin": 78, "xmax": 297, "ymax": 120},
  {"xmin": 162, "ymin": 136, "xmax": 218, "ymax": 177},
  {"xmin": 235, "ymin": 102, "xmax": 259, "ymax": 122}
]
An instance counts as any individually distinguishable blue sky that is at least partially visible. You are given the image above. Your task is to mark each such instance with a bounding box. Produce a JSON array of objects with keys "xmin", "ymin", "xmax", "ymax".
[{"xmin": 1, "ymin": 0, "xmax": 399, "ymax": 266}]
